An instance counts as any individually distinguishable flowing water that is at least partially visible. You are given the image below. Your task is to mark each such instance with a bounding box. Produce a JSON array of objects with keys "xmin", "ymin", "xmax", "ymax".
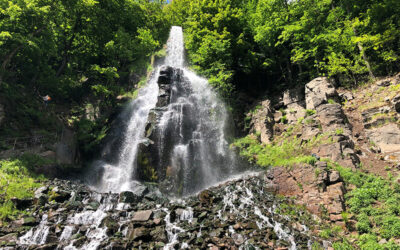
[
  {"xmin": 16, "ymin": 27, "xmax": 324, "ymax": 249},
  {"xmin": 89, "ymin": 26, "xmax": 239, "ymax": 195}
]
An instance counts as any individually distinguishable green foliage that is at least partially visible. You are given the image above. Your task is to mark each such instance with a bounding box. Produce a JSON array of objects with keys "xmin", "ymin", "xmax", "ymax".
[
  {"xmin": 0, "ymin": 157, "xmax": 46, "ymax": 223},
  {"xmin": 334, "ymin": 164, "xmax": 400, "ymax": 245},
  {"xmin": 335, "ymin": 128, "xmax": 344, "ymax": 135},
  {"xmin": 280, "ymin": 115, "xmax": 288, "ymax": 124},
  {"xmin": 0, "ymin": 0, "xmax": 170, "ymax": 137},
  {"xmin": 306, "ymin": 109, "xmax": 316, "ymax": 116},
  {"xmin": 166, "ymin": 0, "xmax": 400, "ymax": 100},
  {"xmin": 232, "ymin": 133, "xmax": 323, "ymax": 167},
  {"xmin": 332, "ymin": 240, "xmax": 354, "ymax": 250}
]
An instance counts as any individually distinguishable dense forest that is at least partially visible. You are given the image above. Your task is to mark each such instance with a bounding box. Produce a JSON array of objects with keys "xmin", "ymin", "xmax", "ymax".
[
  {"xmin": 1, "ymin": 0, "xmax": 399, "ymax": 137},
  {"xmin": 166, "ymin": 0, "xmax": 400, "ymax": 98}
]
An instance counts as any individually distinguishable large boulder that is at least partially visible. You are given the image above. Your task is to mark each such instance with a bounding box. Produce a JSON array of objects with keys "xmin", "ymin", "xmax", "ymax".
[
  {"xmin": 283, "ymin": 87, "xmax": 306, "ymax": 123},
  {"xmin": 316, "ymin": 104, "xmax": 351, "ymax": 136},
  {"xmin": 305, "ymin": 77, "xmax": 337, "ymax": 110},
  {"xmin": 367, "ymin": 124, "xmax": 400, "ymax": 154},
  {"xmin": 248, "ymin": 100, "xmax": 274, "ymax": 144}
]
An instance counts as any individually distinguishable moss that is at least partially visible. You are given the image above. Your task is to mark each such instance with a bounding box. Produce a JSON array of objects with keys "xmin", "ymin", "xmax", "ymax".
[
  {"xmin": 306, "ymin": 109, "xmax": 316, "ymax": 116},
  {"xmin": 0, "ymin": 156, "xmax": 46, "ymax": 223}
]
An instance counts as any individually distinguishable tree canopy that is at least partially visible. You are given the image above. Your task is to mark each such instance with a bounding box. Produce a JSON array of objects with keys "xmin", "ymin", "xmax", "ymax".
[{"xmin": 165, "ymin": 0, "xmax": 400, "ymax": 98}]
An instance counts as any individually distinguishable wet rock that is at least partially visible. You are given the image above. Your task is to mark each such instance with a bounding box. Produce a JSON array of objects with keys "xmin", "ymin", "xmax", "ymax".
[
  {"xmin": 305, "ymin": 77, "xmax": 337, "ymax": 110},
  {"xmin": 199, "ymin": 190, "xmax": 213, "ymax": 206},
  {"xmin": 49, "ymin": 187, "xmax": 71, "ymax": 203},
  {"xmin": 131, "ymin": 182, "xmax": 149, "ymax": 197},
  {"xmin": 35, "ymin": 186, "xmax": 49, "ymax": 198},
  {"xmin": 128, "ymin": 227, "xmax": 151, "ymax": 241},
  {"xmin": 100, "ymin": 216, "xmax": 119, "ymax": 235},
  {"xmin": 150, "ymin": 226, "xmax": 167, "ymax": 241},
  {"xmin": 132, "ymin": 210, "xmax": 153, "ymax": 222},
  {"xmin": 34, "ymin": 243, "xmax": 58, "ymax": 250},
  {"xmin": 119, "ymin": 191, "xmax": 140, "ymax": 203}
]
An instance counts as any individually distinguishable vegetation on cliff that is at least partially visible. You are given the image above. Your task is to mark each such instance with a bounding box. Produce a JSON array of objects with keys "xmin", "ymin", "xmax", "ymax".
[{"xmin": 0, "ymin": 155, "xmax": 48, "ymax": 224}]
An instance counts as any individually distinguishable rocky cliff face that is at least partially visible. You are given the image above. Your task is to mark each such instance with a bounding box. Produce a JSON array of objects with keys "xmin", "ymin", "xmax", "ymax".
[{"xmin": 246, "ymin": 73, "xmax": 400, "ymax": 228}]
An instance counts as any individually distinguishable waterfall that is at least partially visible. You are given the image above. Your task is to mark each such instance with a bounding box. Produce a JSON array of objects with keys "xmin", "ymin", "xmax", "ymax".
[{"xmin": 89, "ymin": 26, "xmax": 240, "ymax": 195}]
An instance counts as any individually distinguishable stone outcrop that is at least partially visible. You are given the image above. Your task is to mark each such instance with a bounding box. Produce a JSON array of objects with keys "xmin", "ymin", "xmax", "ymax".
[
  {"xmin": 248, "ymin": 100, "xmax": 274, "ymax": 144},
  {"xmin": 136, "ymin": 66, "xmax": 176, "ymax": 183},
  {"xmin": 305, "ymin": 77, "xmax": 337, "ymax": 110},
  {"xmin": 265, "ymin": 162, "xmax": 347, "ymax": 226},
  {"xmin": 317, "ymin": 104, "xmax": 352, "ymax": 136},
  {"xmin": 283, "ymin": 87, "xmax": 306, "ymax": 124},
  {"xmin": 367, "ymin": 124, "xmax": 400, "ymax": 162}
]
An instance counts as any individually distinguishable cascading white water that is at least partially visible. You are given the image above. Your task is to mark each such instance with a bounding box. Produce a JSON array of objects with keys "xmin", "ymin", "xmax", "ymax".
[
  {"xmin": 90, "ymin": 26, "xmax": 240, "ymax": 195},
  {"xmin": 165, "ymin": 26, "xmax": 185, "ymax": 68},
  {"xmin": 90, "ymin": 72, "xmax": 159, "ymax": 192}
]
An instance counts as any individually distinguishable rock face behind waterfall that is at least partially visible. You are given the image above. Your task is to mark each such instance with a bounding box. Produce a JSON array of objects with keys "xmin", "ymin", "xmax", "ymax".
[
  {"xmin": 136, "ymin": 65, "xmax": 178, "ymax": 184},
  {"xmin": 137, "ymin": 65, "xmax": 236, "ymax": 196}
]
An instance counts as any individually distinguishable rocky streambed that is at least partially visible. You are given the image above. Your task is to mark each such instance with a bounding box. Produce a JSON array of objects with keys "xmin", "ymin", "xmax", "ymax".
[{"xmin": 1, "ymin": 173, "xmax": 330, "ymax": 249}]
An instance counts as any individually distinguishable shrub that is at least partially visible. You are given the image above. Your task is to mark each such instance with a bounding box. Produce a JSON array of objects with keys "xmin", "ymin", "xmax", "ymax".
[{"xmin": 306, "ymin": 109, "xmax": 316, "ymax": 116}]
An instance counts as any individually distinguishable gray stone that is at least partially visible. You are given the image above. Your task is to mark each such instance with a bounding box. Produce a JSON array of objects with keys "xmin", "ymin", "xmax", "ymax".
[
  {"xmin": 305, "ymin": 77, "xmax": 337, "ymax": 110},
  {"xmin": 316, "ymin": 104, "xmax": 351, "ymax": 135},
  {"xmin": 131, "ymin": 182, "xmax": 149, "ymax": 198},
  {"xmin": 377, "ymin": 79, "xmax": 391, "ymax": 87},
  {"xmin": 119, "ymin": 191, "xmax": 139, "ymax": 203},
  {"xmin": 132, "ymin": 210, "xmax": 153, "ymax": 222},
  {"xmin": 248, "ymin": 99, "xmax": 275, "ymax": 144},
  {"xmin": 339, "ymin": 92, "xmax": 354, "ymax": 101},
  {"xmin": 0, "ymin": 233, "xmax": 17, "ymax": 245},
  {"xmin": 283, "ymin": 88, "xmax": 307, "ymax": 123},
  {"xmin": 367, "ymin": 124, "xmax": 400, "ymax": 153},
  {"xmin": 329, "ymin": 171, "xmax": 341, "ymax": 183},
  {"xmin": 35, "ymin": 186, "xmax": 49, "ymax": 198}
]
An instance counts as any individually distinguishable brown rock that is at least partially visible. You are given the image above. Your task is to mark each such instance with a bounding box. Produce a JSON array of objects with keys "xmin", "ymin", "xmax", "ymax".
[
  {"xmin": 329, "ymin": 213, "xmax": 343, "ymax": 222},
  {"xmin": 132, "ymin": 210, "xmax": 153, "ymax": 222}
]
